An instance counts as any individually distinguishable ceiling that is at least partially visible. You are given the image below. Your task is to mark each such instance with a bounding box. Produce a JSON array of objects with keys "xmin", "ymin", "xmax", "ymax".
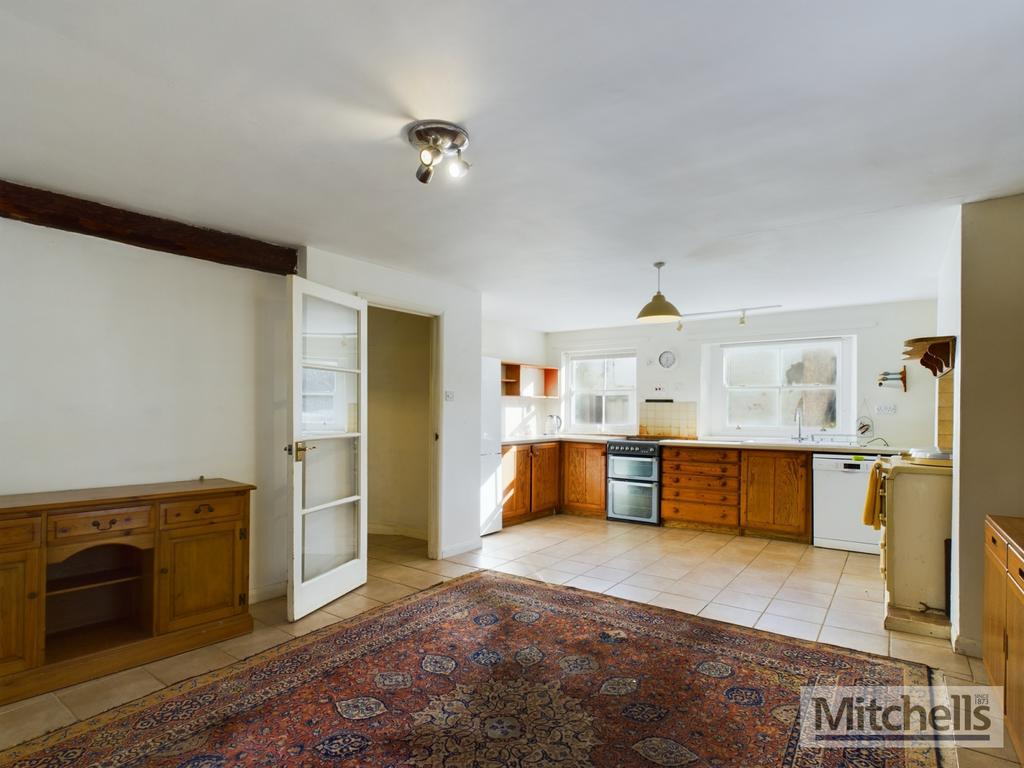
[{"xmin": 1, "ymin": 1, "xmax": 1022, "ymax": 331}]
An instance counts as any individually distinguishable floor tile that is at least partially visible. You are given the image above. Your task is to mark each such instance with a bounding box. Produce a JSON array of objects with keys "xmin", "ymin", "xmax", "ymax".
[
  {"xmin": 446, "ymin": 551, "xmax": 508, "ymax": 568},
  {"xmin": 830, "ymin": 596, "xmax": 885, "ymax": 617},
  {"xmin": 766, "ymin": 598, "xmax": 827, "ymax": 623},
  {"xmin": 773, "ymin": 586, "xmax": 833, "ymax": 608},
  {"xmin": 755, "ymin": 613, "xmax": 821, "ymax": 641},
  {"xmin": 0, "ymin": 694, "xmax": 77, "ymax": 751},
  {"xmin": 583, "ymin": 565, "xmax": 634, "ymax": 583},
  {"xmin": 712, "ymin": 589, "xmax": 771, "ymax": 613},
  {"xmin": 280, "ymin": 610, "xmax": 343, "ymax": 637},
  {"xmin": 824, "ymin": 607, "xmax": 887, "ymax": 636},
  {"xmin": 217, "ymin": 622, "xmax": 294, "ymax": 660},
  {"xmin": 550, "ymin": 559, "xmax": 597, "ymax": 575},
  {"xmin": 648, "ymin": 592, "xmax": 708, "ymax": 614},
  {"xmin": 890, "ymin": 636, "xmax": 972, "ymax": 676},
  {"xmin": 782, "ymin": 576, "xmax": 837, "ymax": 596},
  {"xmin": 604, "ymin": 583, "xmax": 658, "ymax": 603},
  {"xmin": 352, "ymin": 577, "xmax": 419, "ymax": 602},
  {"xmin": 664, "ymin": 579, "xmax": 722, "ymax": 602},
  {"xmin": 699, "ymin": 602, "xmax": 761, "ymax": 628},
  {"xmin": 621, "ymin": 572, "xmax": 677, "ymax": 592},
  {"xmin": 817, "ymin": 625, "xmax": 889, "ymax": 655},
  {"xmin": 490, "ymin": 560, "xmax": 537, "ymax": 577},
  {"xmin": 57, "ymin": 667, "xmax": 165, "ymax": 720},
  {"xmin": 144, "ymin": 646, "xmax": 236, "ymax": 685},
  {"xmin": 566, "ymin": 575, "xmax": 617, "ymax": 593},
  {"xmin": 321, "ymin": 593, "xmax": 384, "ymax": 619},
  {"xmin": 954, "ymin": 748, "xmax": 1020, "ymax": 767},
  {"xmin": 532, "ymin": 568, "xmax": 577, "ymax": 585}
]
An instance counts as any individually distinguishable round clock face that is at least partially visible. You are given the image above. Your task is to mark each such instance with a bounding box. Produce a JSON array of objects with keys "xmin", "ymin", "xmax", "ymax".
[{"xmin": 658, "ymin": 350, "xmax": 677, "ymax": 369}]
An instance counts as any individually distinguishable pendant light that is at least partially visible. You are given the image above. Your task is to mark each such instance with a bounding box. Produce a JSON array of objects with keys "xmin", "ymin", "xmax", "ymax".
[{"xmin": 636, "ymin": 261, "xmax": 682, "ymax": 323}]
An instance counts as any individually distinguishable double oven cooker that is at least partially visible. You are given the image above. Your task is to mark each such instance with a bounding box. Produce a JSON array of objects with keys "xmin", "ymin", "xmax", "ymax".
[{"xmin": 606, "ymin": 439, "xmax": 661, "ymax": 525}]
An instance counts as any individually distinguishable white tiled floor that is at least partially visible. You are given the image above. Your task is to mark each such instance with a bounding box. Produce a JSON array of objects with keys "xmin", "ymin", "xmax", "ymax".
[{"xmin": 0, "ymin": 514, "xmax": 1016, "ymax": 767}]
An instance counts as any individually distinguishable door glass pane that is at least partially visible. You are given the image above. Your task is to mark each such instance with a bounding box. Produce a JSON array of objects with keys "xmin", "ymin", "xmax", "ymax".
[
  {"xmin": 608, "ymin": 457, "xmax": 656, "ymax": 480},
  {"xmin": 303, "ymin": 501, "xmax": 358, "ymax": 582},
  {"xmin": 782, "ymin": 343, "xmax": 837, "ymax": 385},
  {"xmin": 303, "ymin": 438, "xmax": 359, "ymax": 509},
  {"xmin": 609, "ymin": 483, "xmax": 654, "ymax": 520},
  {"xmin": 724, "ymin": 347, "xmax": 779, "ymax": 386},
  {"xmin": 301, "ymin": 368, "xmax": 358, "ymax": 435},
  {"xmin": 303, "ymin": 295, "xmax": 359, "ymax": 369},
  {"xmin": 781, "ymin": 389, "xmax": 837, "ymax": 428},
  {"xmin": 727, "ymin": 389, "xmax": 778, "ymax": 427}
]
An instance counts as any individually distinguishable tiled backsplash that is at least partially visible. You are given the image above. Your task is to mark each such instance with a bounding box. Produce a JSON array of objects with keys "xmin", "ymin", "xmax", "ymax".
[{"xmin": 638, "ymin": 401, "xmax": 698, "ymax": 438}]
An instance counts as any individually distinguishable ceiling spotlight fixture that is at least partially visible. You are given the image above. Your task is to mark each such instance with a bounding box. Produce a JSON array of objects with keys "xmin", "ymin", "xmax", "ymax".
[
  {"xmin": 739, "ymin": 310, "xmax": 747, "ymax": 326},
  {"xmin": 636, "ymin": 261, "xmax": 682, "ymax": 323},
  {"xmin": 407, "ymin": 120, "xmax": 470, "ymax": 184}
]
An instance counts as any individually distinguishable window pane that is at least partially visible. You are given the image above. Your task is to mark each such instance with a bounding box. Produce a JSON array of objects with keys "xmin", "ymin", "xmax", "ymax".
[
  {"xmin": 303, "ymin": 368, "xmax": 336, "ymax": 394},
  {"xmin": 727, "ymin": 389, "xmax": 778, "ymax": 427},
  {"xmin": 573, "ymin": 394, "xmax": 603, "ymax": 426},
  {"xmin": 607, "ymin": 357, "xmax": 636, "ymax": 389},
  {"xmin": 781, "ymin": 389, "xmax": 837, "ymax": 428},
  {"xmin": 301, "ymin": 368, "xmax": 358, "ymax": 435},
  {"xmin": 782, "ymin": 344, "xmax": 837, "ymax": 385},
  {"xmin": 572, "ymin": 359, "xmax": 605, "ymax": 392},
  {"xmin": 604, "ymin": 393, "xmax": 634, "ymax": 425},
  {"xmin": 302, "ymin": 295, "xmax": 359, "ymax": 369},
  {"xmin": 724, "ymin": 347, "xmax": 780, "ymax": 387}
]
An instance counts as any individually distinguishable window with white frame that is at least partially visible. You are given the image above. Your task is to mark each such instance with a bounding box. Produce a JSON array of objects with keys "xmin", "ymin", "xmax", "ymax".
[
  {"xmin": 566, "ymin": 352, "xmax": 637, "ymax": 433},
  {"xmin": 703, "ymin": 337, "xmax": 855, "ymax": 437}
]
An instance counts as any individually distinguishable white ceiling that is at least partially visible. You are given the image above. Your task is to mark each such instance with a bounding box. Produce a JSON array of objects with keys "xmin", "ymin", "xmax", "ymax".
[{"xmin": 1, "ymin": 1, "xmax": 1022, "ymax": 331}]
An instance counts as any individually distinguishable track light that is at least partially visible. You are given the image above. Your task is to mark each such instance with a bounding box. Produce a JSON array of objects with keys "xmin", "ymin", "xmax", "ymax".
[
  {"xmin": 415, "ymin": 163, "xmax": 434, "ymax": 184},
  {"xmin": 407, "ymin": 120, "xmax": 471, "ymax": 185}
]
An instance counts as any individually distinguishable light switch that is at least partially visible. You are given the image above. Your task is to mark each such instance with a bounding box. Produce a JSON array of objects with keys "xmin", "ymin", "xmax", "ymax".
[{"xmin": 444, "ymin": 390, "xmax": 455, "ymax": 402}]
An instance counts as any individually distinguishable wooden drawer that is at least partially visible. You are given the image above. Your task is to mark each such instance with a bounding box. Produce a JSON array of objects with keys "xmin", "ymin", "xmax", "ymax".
[
  {"xmin": 662, "ymin": 474, "xmax": 739, "ymax": 492},
  {"xmin": 663, "ymin": 463, "xmax": 739, "ymax": 480},
  {"xmin": 663, "ymin": 487, "xmax": 739, "ymax": 506},
  {"xmin": 161, "ymin": 495, "xmax": 242, "ymax": 528},
  {"xmin": 986, "ymin": 520, "xmax": 1008, "ymax": 566},
  {"xmin": 48, "ymin": 506, "xmax": 153, "ymax": 542},
  {"xmin": 1009, "ymin": 546, "xmax": 1024, "ymax": 594},
  {"xmin": 662, "ymin": 447, "xmax": 739, "ymax": 464},
  {"xmin": 661, "ymin": 501, "xmax": 739, "ymax": 527},
  {"xmin": 0, "ymin": 517, "xmax": 42, "ymax": 551}
]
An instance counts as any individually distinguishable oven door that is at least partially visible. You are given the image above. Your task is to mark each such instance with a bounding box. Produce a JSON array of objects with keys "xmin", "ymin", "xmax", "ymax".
[
  {"xmin": 607, "ymin": 455, "xmax": 658, "ymax": 482},
  {"xmin": 607, "ymin": 480, "xmax": 659, "ymax": 524}
]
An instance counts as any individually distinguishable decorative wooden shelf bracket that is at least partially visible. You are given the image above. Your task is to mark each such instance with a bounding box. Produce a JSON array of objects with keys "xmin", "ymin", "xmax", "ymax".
[{"xmin": 903, "ymin": 336, "xmax": 956, "ymax": 378}]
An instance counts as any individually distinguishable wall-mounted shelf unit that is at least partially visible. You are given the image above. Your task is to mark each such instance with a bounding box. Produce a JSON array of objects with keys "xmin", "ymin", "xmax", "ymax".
[
  {"xmin": 501, "ymin": 362, "xmax": 559, "ymax": 398},
  {"xmin": 904, "ymin": 336, "xmax": 956, "ymax": 378}
]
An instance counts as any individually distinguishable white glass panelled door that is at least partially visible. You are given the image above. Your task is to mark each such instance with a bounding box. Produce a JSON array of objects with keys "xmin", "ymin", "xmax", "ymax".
[{"xmin": 287, "ymin": 276, "xmax": 368, "ymax": 621}]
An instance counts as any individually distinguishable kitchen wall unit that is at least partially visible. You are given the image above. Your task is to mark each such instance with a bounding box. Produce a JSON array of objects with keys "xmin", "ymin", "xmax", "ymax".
[
  {"xmin": 561, "ymin": 442, "xmax": 607, "ymax": 517},
  {"xmin": 0, "ymin": 479, "xmax": 254, "ymax": 705},
  {"xmin": 501, "ymin": 442, "xmax": 561, "ymax": 526},
  {"xmin": 982, "ymin": 515, "xmax": 1024, "ymax": 759},
  {"xmin": 501, "ymin": 361, "xmax": 559, "ymax": 398}
]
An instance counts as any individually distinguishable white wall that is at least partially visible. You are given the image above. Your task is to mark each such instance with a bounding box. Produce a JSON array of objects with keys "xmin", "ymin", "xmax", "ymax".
[
  {"xmin": 481, "ymin": 321, "xmax": 546, "ymax": 365},
  {"xmin": 0, "ymin": 218, "xmax": 291, "ymax": 602},
  {"xmin": 302, "ymin": 247, "xmax": 482, "ymax": 558},
  {"xmin": 546, "ymin": 300, "xmax": 938, "ymax": 447}
]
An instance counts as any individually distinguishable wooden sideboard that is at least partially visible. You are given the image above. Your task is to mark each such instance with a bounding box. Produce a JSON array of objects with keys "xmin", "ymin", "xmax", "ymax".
[
  {"xmin": 0, "ymin": 478, "xmax": 254, "ymax": 705},
  {"xmin": 983, "ymin": 515, "xmax": 1024, "ymax": 759}
]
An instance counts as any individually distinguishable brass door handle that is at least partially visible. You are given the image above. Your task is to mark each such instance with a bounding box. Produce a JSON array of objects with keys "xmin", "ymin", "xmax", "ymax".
[
  {"xmin": 194, "ymin": 504, "xmax": 214, "ymax": 515},
  {"xmin": 91, "ymin": 518, "xmax": 118, "ymax": 531}
]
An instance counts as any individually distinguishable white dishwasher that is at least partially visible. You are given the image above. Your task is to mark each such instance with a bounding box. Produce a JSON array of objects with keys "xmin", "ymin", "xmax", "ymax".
[{"xmin": 812, "ymin": 454, "xmax": 881, "ymax": 554}]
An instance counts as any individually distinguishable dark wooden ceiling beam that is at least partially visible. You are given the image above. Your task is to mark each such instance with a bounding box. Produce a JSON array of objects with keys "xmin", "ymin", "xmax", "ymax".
[{"xmin": 0, "ymin": 179, "xmax": 298, "ymax": 275}]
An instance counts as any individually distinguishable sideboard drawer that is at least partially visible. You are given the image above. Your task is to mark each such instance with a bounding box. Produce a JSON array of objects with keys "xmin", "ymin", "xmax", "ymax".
[
  {"xmin": 0, "ymin": 517, "xmax": 42, "ymax": 551},
  {"xmin": 1009, "ymin": 546, "xmax": 1024, "ymax": 594},
  {"xmin": 986, "ymin": 520, "xmax": 1008, "ymax": 567},
  {"xmin": 161, "ymin": 495, "xmax": 242, "ymax": 528},
  {"xmin": 48, "ymin": 506, "xmax": 154, "ymax": 542}
]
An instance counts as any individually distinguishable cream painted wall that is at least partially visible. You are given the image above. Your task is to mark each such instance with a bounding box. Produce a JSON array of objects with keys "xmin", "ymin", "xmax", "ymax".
[
  {"xmin": 367, "ymin": 307, "xmax": 432, "ymax": 540},
  {"xmin": 0, "ymin": 218, "xmax": 291, "ymax": 602},
  {"xmin": 546, "ymin": 301, "xmax": 938, "ymax": 448},
  {"xmin": 953, "ymin": 193, "xmax": 1024, "ymax": 655},
  {"xmin": 481, "ymin": 321, "xmax": 547, "ymax": 365},
  {"xmin": 302, "ymin": 246, "xmax": 482, "ymax": 558}
]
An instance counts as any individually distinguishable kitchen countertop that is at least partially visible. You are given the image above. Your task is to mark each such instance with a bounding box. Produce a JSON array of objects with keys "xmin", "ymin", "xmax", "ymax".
[{"xmin": 501, "ymin": 434, "xmax": 903, "ymax": 454}]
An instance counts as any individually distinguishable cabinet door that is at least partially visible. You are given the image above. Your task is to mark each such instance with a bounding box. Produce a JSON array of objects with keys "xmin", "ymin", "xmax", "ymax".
[
  {"xmin": 501, "ymin": 446, "xmax": 532, "ymax": 524},
  {"xmin": 157, "ymin": 520, "xmax": 245, "ymax": 634},
  {"xmin": 563, "ymin": 443, "xmax": 606, "ymax": 515},
  {"xmin": 741, "ymin": 453, "xmax": 776, "ymax": 530},
  {"xmin": 531, "ymin": 442, "xmax": 561, "ymax": 514},
  {"xmin": 983, "ymin": 546, "xmax": 1007, "ymax": 687},
  {"xmin": 741, "ymin": 451, "xmax": 809, "ymax": 538},
  {"xmin": 0, "ymin": 548, "xmax": 41, "ymax": 677},
  {"xmin": 1006, "ymin": 575, "xmax": 1024, "ymax": 751}
]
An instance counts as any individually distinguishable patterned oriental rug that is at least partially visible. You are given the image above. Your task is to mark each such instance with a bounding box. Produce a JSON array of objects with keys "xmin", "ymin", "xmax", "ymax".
[{"xmin": 1, "ymin": 572, "xmax": 945, "ymax": 768}]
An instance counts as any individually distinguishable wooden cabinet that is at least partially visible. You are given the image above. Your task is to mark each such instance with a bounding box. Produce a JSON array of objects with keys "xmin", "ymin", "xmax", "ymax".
[
  {"xmin": 741, "ymin": 450, "xmax": 811, "ymax": 541},
  {"xmin": 660, "ymin": 446, "xmax": 741, "ymax": 531},
  {"xmin": 983, "ymin": 516, "xmax": 1024, "ymax": 759},
  {"xmin": 157, "ymin": 519, "xmax": 247, "ymax": 633},
  {"xmin": 501, "ymin": 442, "xmax": 561, "ymax": 526},
  {"xmin": 0, "ymin": 479, "xmax": 253, "ymax": 705},
  {"xmin": 561, "ymin": 442, "xmax": 606, "ymax": 517},
  {"xmin": 0, "ymin": 548, "xmax": 41, "ymax": 678}
]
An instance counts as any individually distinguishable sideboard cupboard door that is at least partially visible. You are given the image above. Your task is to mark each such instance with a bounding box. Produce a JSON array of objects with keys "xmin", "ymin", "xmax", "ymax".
[
  {"xmin": 0, "ymin": 548, "xmax": 41, "ymax": 677},
  {"xmin": 157, "ymin": 520, "xmax": 246, "ymax": 634},
  {"xmin": 1007, "ymin": 575, "xmax": 1024, "ymax": 752},
  {"xmin": 983, "ymin": 543, "xmax": 1007, "ymax": 688}
]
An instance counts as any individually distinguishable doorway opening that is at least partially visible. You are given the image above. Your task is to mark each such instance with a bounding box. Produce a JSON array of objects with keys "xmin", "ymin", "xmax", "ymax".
[{"xmin": 366, "ymin": 306, "xmax": 439, "ymax": 561}]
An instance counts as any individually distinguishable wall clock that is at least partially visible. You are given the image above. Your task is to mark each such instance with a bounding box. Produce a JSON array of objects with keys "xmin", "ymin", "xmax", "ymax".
[{"xmin": 658, "ymin": 350, "xmax": 677, "ymax": 369}]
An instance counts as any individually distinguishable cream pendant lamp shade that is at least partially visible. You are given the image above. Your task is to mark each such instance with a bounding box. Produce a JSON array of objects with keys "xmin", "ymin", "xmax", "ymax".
[{"xmin": 636, "ymin": 261, "xmax": 682, "ymax": 323}]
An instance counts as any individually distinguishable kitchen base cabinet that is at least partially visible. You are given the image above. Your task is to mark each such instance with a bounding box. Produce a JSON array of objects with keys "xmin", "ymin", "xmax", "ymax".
[
  {"xmin": 561, "ymin": 442, "xmax": 606, "ymax": 517},
  {"xmin": 501, "ymin": 443, "xmax": 561, "ymax": 527},
  {"xmin": 741, "ymin": 451, "xmax": 811, "ymax": 542},
  {"xmin": 0, "ymin": 479, "xmax": 254, "ymax": 706},
  {"xmin": 661, "ymin": 447, "xmax": 740, "ymax": 532},
  {"xmin": 983, "ymin": 516, "xmax": 1024, "ymax": 759}
]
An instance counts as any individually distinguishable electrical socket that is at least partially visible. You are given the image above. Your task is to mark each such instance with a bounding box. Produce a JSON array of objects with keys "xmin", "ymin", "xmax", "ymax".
[{"xmin": 875, "ymin": 403, "xmax": 897, "ymax": 416}]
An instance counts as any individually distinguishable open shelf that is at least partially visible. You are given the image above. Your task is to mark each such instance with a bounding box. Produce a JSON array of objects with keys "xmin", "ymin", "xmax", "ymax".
[
  {"xmin": 46, "ymin": 568, "xmax": 143, "ymax": 597},
  {"xmin": 501, "ymin": 361, "xmax": 559, "ymax": 398},
  {"xmin": 45, "ymin": 618, "xmax": 151, "ymax": 664}
]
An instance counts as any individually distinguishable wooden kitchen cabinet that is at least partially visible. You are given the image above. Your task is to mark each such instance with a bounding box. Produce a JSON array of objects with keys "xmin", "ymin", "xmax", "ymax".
[
  {"xmin": 531, "ymin": 442, "xmax": 561, "ymax": 515},
  {"xmin": 983, "ymin": 520, "xmax": 1007, "ymax": 686},
  {"xmin": 0, "ymin": 479, "xmax": 253, "ymax": 706},
  {"xmin": 660, "ymin": 447, "xmax": 741, "ymax": 531},
  {"xmin": 501, "ymin": 442, "xmax": 561, "ymax": 527},
  {"xmin": 561, "ymin": 442, "xmax": 606, "ymax": 517},
  {"xmin": 741, "ymin": 450, "xmax": 811, "ymax": 541}
]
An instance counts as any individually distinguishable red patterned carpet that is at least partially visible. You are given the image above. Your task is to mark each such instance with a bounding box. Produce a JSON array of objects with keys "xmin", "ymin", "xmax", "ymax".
[{"xmin": 2, "ymin": 572, "xmax": 942, "ymax": 767}]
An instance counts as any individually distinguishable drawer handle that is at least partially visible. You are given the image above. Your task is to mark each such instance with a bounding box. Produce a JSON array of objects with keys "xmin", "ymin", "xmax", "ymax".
[
  {"xmin": 1019, "ymin": 568, "xmax": 1024, "ymax": 581},
  {"xmin": 194, "ymin": 504, "xmax": 214, "ymax": 515},
  {"xmin": 992, "ymin": 536, "xmax": 998, "ymax": 546},
  {"xmin": 91, "ymin": 518, "xmax": 119, "ymax": 531},
  {"xmin": 160, "ymin": 567, "xmax": 169, "ymax": 575},
  {"xmin": 27, "ymin": 591, "xmax": 38, "ymax": 600}
]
